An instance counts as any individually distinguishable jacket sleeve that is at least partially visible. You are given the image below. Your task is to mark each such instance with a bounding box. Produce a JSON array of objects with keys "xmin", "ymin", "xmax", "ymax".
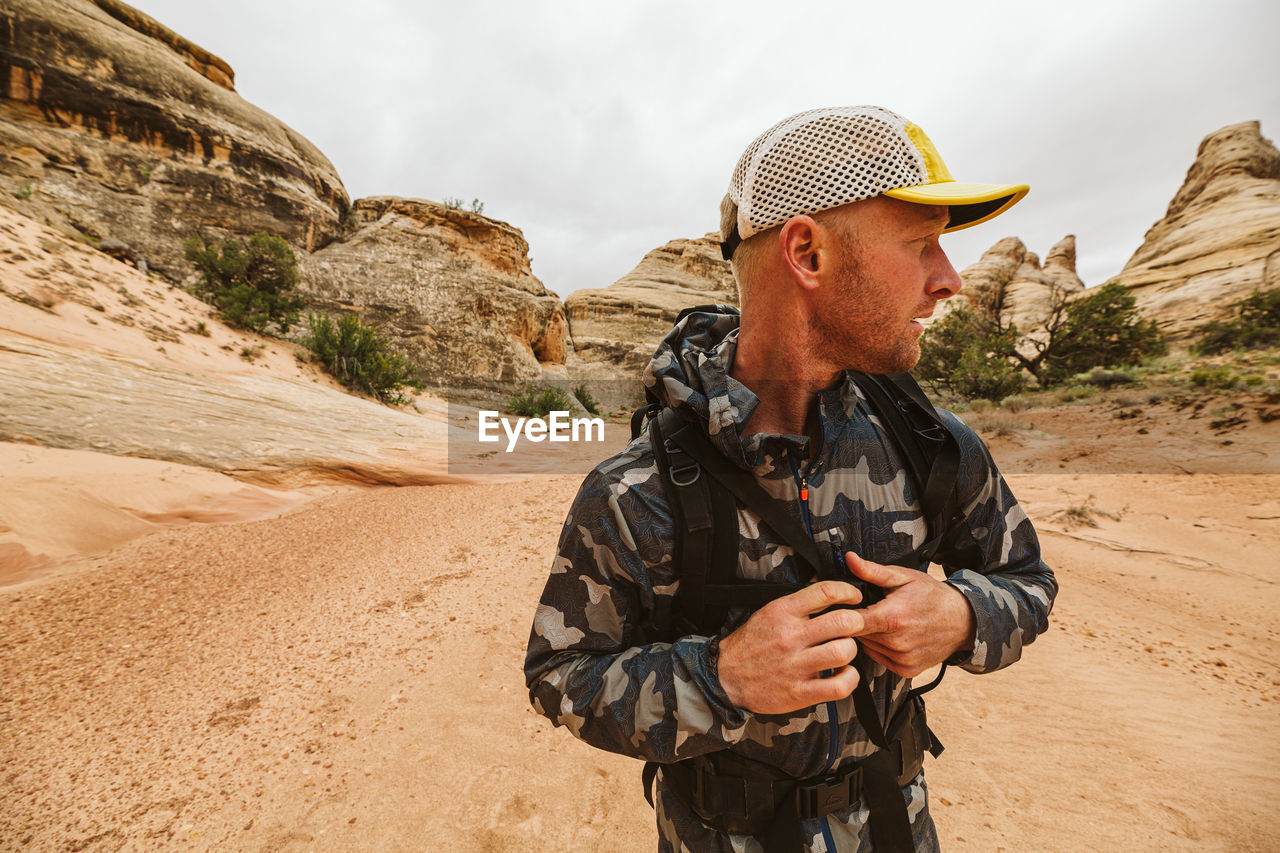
[
  {"xmin": 936, "ymin": 411, "xmax": 1059, "ymax": 674},
  {"xmin": 524, "ymin": 454, "xmax": 751, "ymax": 763}
]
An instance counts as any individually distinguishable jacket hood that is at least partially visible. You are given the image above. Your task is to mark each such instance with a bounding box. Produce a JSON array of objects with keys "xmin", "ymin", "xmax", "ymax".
[{"xmin": 642, "ymin": 304, "xmax": 806, "ymax": 468}]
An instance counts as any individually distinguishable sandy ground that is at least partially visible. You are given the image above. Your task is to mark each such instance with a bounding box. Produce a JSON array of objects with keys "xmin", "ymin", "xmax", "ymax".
[{"xmin": 2, "ymin": 456, "xmax": 1278, "ymax": 851}]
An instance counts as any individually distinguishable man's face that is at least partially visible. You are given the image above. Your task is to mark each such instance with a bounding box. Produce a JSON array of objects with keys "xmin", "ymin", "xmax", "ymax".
[{"xmin": 813, "ymin": 197, "xmax": 961, "ymax": 375}]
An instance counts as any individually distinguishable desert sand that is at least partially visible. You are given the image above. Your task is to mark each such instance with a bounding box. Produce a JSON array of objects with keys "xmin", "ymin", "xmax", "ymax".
[{"xmin": 2, "ymin": 427, "xmax": 1279, "ymax": 851}]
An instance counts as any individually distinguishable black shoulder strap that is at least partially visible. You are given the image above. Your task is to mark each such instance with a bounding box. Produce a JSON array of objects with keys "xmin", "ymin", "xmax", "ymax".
[
  {"xmin": 850, "ymin": 372, "xmax": 961, "ymax": 567},
  {"xmin": 650, "ymin": 408, "xmax": 807, "ymax": 634}
]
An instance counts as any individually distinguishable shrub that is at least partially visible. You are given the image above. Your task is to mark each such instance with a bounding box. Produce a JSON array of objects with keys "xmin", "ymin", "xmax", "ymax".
[
  {"xmin": 1054, "ymin": 384, "xmax": 1099, "ymax": 404},
  {"xmin": 1189, "ymin": 366, "xmax": 1237, "ymax": 390},
  {"xmin": 916, "ymin": 308, "xmax": 1026, "ymax": 402},
  {"xmin": 303, "ymin": 312, "xmax": 421, "ymax": 404},
  {"xmin": 572, "ymin": 383, "xmax": 601, "ymax": 416},
  {"xmin": 183, "ymin": 232, "xmax": 304, "ymax": 334},
  {"xmin": 507, "ymin": 384, "xmax": 575, "ymax": 418},
  {"xmin": 1076, "ymin": 367, "xmax": 1138, "ymax": 389},
  {"xmin": 1193, "ymin": 289, "xmax": 1280, "ymax": 354}
]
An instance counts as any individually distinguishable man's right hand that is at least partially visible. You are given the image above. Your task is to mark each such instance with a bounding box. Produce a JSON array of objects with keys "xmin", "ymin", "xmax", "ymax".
[{"xmin": 716, "ymin": 581, "xmax": 865, "ymax": 715}]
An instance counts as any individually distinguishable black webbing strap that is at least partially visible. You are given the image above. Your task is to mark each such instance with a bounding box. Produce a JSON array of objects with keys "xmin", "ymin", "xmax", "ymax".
[
  {"xmin": 656, "ymin": 408, "xmax": 915, "ymax": 853},
  {"xmin": 851, "ymin": 372, "xmax": 961, "ymax": 568},
  {"xmin": 658, "ymin": 409, "xmax": 831, "ymax": 580}
]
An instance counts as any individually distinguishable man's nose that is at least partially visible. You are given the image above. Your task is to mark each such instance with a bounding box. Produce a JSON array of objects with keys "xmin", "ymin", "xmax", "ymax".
[{"xmin": 928, "ymin": 247, "xmax": 963, "ymax": 299}]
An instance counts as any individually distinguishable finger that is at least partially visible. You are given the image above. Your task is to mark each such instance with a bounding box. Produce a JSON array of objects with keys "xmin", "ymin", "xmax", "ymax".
[
  {"xmin": 843, "ymin": 551, "xmax": 908, "ymax": 589},
  {"xmin": 798, "ymin": 663, "xmax": 861, "ymax": 705},
  {"xmin": 802, "ymin": 606, "xmax": 865, "ymax": 646},
  {"xmin": 849, "ymin": 600, "xmax": 904, "ymax": 638},
  {"xmin": 801, "ymin": 636, "xmax": 858, "ymax": 672},
  {"xmin": 778, "ymin": 580, "xmax": 864, "ymax": 617}
]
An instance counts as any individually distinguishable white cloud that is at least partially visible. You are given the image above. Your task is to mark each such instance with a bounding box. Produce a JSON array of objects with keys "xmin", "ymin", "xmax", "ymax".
[{"xmin": 136, "ymin": 0, "xmax": 1280, "ymax": 296}]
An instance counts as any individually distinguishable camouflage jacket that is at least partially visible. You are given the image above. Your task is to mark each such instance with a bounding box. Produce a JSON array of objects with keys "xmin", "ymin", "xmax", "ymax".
[{"xmin": 525, "ymin": 309, "xmax": 1057, "ymax": 852}]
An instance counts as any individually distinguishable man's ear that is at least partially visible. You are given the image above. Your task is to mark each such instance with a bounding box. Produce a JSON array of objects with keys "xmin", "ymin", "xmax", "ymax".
[{"xmin": 779, "ymin": 216, "xmax": 827, "ymax": 291}]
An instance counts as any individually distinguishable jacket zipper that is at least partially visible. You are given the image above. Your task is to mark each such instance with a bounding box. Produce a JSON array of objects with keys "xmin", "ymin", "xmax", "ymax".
[
  {"xmin": 792, "ymin": 393, "xmax": 843, "ymax": 773},
  {"xmin": 792, "ymin": 393, "xmax": 843, "ymax": 848}
]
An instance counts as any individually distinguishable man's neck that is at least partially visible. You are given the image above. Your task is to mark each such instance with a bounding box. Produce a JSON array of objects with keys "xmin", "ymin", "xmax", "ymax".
[{"xmin": 731, "ymin": 316, "xmax": 840, "ymax": 448}]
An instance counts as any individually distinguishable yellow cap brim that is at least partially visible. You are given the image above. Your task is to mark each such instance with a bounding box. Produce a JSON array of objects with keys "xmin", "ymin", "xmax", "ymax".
[{"xmin": 884, "ymin": 181, "xmax": 1030, "ymax": 233}]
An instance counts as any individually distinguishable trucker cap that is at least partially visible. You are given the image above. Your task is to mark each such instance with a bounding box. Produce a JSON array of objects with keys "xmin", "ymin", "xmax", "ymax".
[{"xmin": 720, "ymin": 105, "xmax": 1029, "ymax": 260}]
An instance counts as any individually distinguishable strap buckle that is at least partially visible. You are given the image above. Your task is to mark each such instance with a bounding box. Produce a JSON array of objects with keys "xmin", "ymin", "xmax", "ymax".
[
  {"xmin": 795, "ymin": 767, "xmax": 862, "ymax": 820},
  {"xmin": 664, "ymin": 438, "xmax": 701, "ymax": 486}
]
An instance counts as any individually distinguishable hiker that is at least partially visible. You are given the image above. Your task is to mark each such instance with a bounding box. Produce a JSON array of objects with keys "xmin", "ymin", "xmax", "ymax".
[{"xmin": 524, "ymin": 105, "xmax": 1058, "ymax": 852}]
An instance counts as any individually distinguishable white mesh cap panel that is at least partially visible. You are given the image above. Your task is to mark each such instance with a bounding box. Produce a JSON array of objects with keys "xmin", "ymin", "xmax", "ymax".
[{"xmin": 729, "ymin": 106, "xmax": 929, "ymax": 240}]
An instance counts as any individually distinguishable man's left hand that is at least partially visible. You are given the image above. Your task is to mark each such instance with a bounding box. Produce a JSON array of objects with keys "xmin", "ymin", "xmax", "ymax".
[{"xmin": 843, "ymin": 551, "xmax": 975, "ymax": 677}]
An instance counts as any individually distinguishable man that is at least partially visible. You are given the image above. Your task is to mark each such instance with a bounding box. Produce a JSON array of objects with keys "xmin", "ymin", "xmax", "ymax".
[{"xmin": 525, "ymin": 106, "xmax": 1057, "ymax": 852}]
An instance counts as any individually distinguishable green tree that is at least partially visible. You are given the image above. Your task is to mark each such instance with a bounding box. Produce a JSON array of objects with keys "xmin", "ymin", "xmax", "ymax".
[
  {"xmin": 183, "ymin": 232, "xmax": 304, "ymax": 333},
  {"xmin": 1193, "ymin": 289, "xmax": 1280, "ymax": 354},
  {"xmin": 1026, "ymin": 282, "xmax": 1166, "ymax": 386},
  {"xmin": 303, "ymin": 312, "xmax": 421, "ymax": 405},
  {"xmin": 916, "ymin": 307, "xmax": 1026, "ymax": 402}
]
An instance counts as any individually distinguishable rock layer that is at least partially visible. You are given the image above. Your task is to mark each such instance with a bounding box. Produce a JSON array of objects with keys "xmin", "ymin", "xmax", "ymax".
[
  {"xmin": 0, "ymin": 0, "xmax": 349, "ymax": 278},
  {"xmin": 299, "ymin": 197, "xmax": 569, "ymax": 398},
  {"xmin": 1113, "ymin": 121, "xmax": 1280, "ymax": 340}
]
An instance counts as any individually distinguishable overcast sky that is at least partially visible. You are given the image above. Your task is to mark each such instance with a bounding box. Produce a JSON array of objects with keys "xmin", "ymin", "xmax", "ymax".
[{"xmin": 136, "ymin": 0, "xmax": 1279, "ymax": 299}]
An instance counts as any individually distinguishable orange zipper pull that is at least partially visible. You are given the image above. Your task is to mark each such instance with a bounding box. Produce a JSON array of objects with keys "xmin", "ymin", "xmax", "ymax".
[{"xmin": 800, "ymin": 475, "xmax": 808, "ymax": 502}]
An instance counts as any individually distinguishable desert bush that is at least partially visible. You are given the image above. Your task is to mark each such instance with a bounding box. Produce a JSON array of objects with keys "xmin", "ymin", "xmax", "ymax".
[
  {"xmin": 508, "ymin": 384, "xmax": 575, "ymax": 418},
  {"xmin": 1054, "ymin": 384, "xmax": 1099, "ymax": 404},
  {"xmin": 1076, "ymin": 367, "xmax": 1138, "ymax": 389},
  {"xmin": 442, "ymin": 197, "xmax": 485, "ymax": 215},
  {"xmin": 184, "ymin": 232, "xmax": 303, "ymax": 333},
  {"xmin": 572, "ymin": 383, "xmax": 601, "ymax": 416},
  {"xmin": 1000, "ymin": 394, "xmax": 1033, "ymax": 413},
  {"xmin": 1193, "ymin": 289, "xmax": 1280, "ymax": 354},
  {"xmin": 1189, "ymin": 365, "xmax": 1237, "ymax": 390},
  {"xmin": 303, "ymin": 312, "xmax": 421, "ymax": 405}
]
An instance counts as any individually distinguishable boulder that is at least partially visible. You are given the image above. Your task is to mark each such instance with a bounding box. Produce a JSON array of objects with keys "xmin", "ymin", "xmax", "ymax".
[
  {"xmin": 1113, "ymin": 121, "xmax": 1280, "ymax": 341},
  {"xmin": 0, "ymin": 0, "xmax": 349, "ymax": 279},
  {"xmin": 297, "ymin": 197, "xmax": 569, "ymax": 402},
  {"xmin": 947, "ymin": 235, "xmax": 1085, "ymax": 332},
  {"xmin": 565, "ymin": 234, "xmax": 735, "ymax": 409}
]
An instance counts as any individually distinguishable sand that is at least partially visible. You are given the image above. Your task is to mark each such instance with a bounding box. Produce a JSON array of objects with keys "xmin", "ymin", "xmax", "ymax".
[{"xmin": 2, "ymin": 452, "xmax": 1278, "ymax": 851}]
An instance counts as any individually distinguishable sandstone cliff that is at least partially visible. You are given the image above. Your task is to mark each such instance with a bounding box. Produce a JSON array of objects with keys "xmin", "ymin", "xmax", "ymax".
[
  {"xmin": 299, "ymin": 197, "xmax": 568, "ymax": 398},
  {"xmin": 0, "ymin": 0, "xmax": 349, "ymax": 276},
  {"xmin": 947, "ymin": 235, "xmax": 1086, "ymax": 332},
  {"xmin": 1113, "ymin": 121, "xmax": 1280, "ymax": 340},
  {"xmin": 565, "ymin": 234, "xmax": 735, "ymax": 408}
]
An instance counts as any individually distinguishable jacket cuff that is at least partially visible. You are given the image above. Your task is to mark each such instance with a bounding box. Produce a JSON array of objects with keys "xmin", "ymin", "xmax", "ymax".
[
  {"xmin": 943, "ymin": 570, "xmax": 1001, "ymax": 673},
  {"xmin": 697, "ymin": 633, "xmax": 749, "ymax": 728}
]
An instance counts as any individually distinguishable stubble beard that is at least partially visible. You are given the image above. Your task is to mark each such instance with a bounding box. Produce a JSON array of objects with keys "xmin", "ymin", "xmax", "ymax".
[{"xmin": 817, "ymin": 255, "xmax": 925, "ymax": 376}]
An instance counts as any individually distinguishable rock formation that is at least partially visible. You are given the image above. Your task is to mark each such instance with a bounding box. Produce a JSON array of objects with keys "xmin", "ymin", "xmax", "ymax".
[
  {"xmin": 0, "ymin": 204, "xmax": 460, "ymax": 487},
  {"xmin": 0, "ymin": 1, "xmax": 572, "ymax": 397},
  {"xmin": 1112, "ymin": 121, "xmax": 1280, "ymax": 341},
  {"xmin": 947, "ymin": 235, "xmax": 1085, "ymax": 332},
  {"xmin": 299, "ymin": 197, "xmax": 569, "ymax": 399},
  {"xmin": 0, "ymin": 0, "xmax": 349, "ymax": 277},
  {"xmin": 565, "ymin": 234, "xmax": 735, "ymax": 408}
]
